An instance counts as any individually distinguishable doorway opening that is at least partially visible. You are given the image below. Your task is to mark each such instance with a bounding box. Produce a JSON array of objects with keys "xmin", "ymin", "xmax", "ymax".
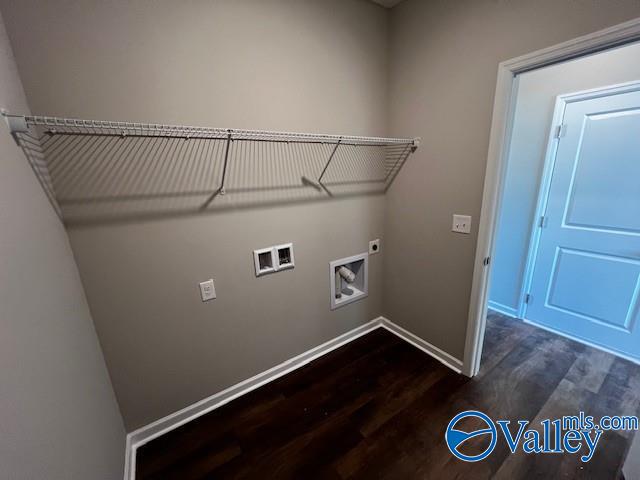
[
  {"xmin": 469, "ymin": 35, "xmax": 640, "ymax": 477},
  {"xmin": 487, "ymin": 41, "xmax": 640, "ymax": 367},
  {"xmin": 463, "ymin": 18, "xmax": 640, "ymax": 377}
]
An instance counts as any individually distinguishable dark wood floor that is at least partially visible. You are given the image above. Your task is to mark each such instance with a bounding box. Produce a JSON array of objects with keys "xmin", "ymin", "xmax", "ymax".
[{"xmin": 136, "ymin": 312, "xmax": 640, "ymax": 479}]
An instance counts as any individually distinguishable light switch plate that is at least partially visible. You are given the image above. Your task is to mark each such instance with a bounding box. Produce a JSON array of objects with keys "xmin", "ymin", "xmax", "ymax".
[
  {"xmin": 199, "ymin": 279, "xmax": 216, "ymax": 301},
  {"xmin": 452, "ymin": 214, "xmax": 472, "ymax": 234}
]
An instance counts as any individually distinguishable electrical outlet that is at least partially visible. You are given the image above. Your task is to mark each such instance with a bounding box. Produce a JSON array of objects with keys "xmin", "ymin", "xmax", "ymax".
[
  {"xmin": 452, "ymin": 214, "xmax": 471, "ymax": 234},
  {"xmin": 369, "ymin": 239, "xmax": 380, "ymax": 255},
  {"xmin": 199, "ymin": 279, "xmax": 216, "ymax": 301}
]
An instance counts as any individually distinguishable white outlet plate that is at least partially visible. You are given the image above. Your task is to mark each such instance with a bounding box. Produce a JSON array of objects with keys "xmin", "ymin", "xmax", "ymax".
[
  {"xmin": 452, "ymin": 214, "xmax": 472, "ymax": 234},
  {"xmin": 199, "ymin": 279, "xmax": 216, "ymax": 301},
  {"xmin": 369, "ymin": 239, "xmax": 380, "ymax": 255}
]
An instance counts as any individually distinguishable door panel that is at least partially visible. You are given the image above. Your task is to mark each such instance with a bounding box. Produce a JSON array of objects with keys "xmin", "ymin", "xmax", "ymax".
[
  {"xmin": 546, "ymin": 247, "xmax": 640, "ymax": 331},
  {"xmin": 565, "ymin": 109, "xmax": 640, "ymax": 233},
  {"xmin": 526, "ymin": 88, "xmax": 640, "ymax": 361}
]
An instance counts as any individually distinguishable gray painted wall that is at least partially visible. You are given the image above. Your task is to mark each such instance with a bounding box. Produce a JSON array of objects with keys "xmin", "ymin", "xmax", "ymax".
[
  {"xmin": 0, "ymin": 11, "xmax": 125, "ymax": 480},
  {"xmin": 385, "ymin": 0, "xmax": 640, "ymax": 359},
  {"xmin": 4, "ymin": 0, "xmax": 640, "ymax": 436},
  {"xmin": 0, "ymin": 0, "xmax": 389, "ymax": 430},
  {"xmin": 489, "ymin": 41, "xmax": 640, "ymax": 315}
]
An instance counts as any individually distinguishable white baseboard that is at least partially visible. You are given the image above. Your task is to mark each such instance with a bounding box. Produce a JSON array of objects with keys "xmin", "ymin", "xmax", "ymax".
[
  {"xmin": 123, "ymin": 315, "xmax": 462, "ymax": 480},
  {"xmin": 487, "ymin": 300, "xmax": 518, "ymax": 318},
  {"xmin": 123, "ymin": 317, "xmax": 383, "ymax": 479},
  {"xmin": 379, "ymin": 317, "xmax": 463, "ymax": 373}
]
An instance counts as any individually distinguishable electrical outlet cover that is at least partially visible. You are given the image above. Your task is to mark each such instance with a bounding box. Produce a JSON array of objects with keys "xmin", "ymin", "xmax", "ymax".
[
  {"xmin": 199, "ymin": 279, "xmax": 216, "ymax": 301},
  {"xmin": 452, "ymin": 214, "xmax": 472, "ymax": 234}
]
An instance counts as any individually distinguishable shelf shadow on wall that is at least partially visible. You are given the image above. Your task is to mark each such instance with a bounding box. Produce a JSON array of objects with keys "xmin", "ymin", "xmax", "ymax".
[{"xmin": 14, "ymin": 128, "xmax": 412, "ymax": 226}]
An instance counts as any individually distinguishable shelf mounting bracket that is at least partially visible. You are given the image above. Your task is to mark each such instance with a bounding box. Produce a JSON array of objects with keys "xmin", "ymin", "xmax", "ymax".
[
  {"xmin": 201, "ymin": 129, "xmax": 233, "ymax": 209},
  {"xmin": 301, "ymin": 136, "xmax": 342, "ymax": 195},
  {"xmin": 318, "ymin": 136, "xmax": 342, "ymax": 184},
  {"xmin": 2, "ymin": 111, "xmax": 29, "ymax": 144}
]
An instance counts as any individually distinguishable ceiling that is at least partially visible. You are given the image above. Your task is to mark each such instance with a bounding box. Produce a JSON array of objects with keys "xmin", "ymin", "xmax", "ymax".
[{"xmin": 370, "ymin": 0, "xmax": 404, "ymax": 8}]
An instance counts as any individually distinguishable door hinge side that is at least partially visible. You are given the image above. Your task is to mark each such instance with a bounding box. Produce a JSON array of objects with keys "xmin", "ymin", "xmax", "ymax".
[
  {"xmin": 554, "ymin": 124, "xmax": 567, "ymax": 139},
  {"xmin": 539, "ymin": 215, "xmax": 547, "ymax": 228},
  {"xmin": 525, "ymin": 293, "xmax": 532, "ymax": 304},
  {"xmin": 483, "ymin": 256, "xmax": 491, "ymax": 266}
]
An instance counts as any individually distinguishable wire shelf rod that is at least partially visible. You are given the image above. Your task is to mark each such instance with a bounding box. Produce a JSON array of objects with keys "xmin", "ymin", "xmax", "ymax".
[{"xmin": 4, "ymin": 113, "xmax": 417, "ymax": 147}]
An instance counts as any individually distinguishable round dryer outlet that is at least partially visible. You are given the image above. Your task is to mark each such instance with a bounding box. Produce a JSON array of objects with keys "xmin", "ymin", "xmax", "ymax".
[{"xmin": 369, "ymin": 239, "xmax": 380, "ymax": 255}]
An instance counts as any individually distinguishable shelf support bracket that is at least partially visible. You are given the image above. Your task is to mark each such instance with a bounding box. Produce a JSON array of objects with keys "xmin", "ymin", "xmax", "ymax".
[
  {"xmin": 218, "ymin": 129, "xmax": 233, "ymax": 196},
  {"xmin": 318, "ymin": 136, "xmax": 342, "ymax": 184},
  {"xmin": 2, "ymin": 111, "xmax": 63, "ymax": 220},
  {"xmin": 301, "ymin": 136, "xmax": 341, "ymax": 195},
  {"xmin": 201, "ymin": 129, "xmax": 233, "ymax": 209},
  {"xmin": 2, "ymin": 111, "xmax": 29, "ymax": 144}
]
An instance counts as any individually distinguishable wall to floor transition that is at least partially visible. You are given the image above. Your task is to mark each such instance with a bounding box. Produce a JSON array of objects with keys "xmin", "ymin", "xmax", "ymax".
[{"xmin": 0, "ymin": 10, "xmax": 126, "ymax": 480}]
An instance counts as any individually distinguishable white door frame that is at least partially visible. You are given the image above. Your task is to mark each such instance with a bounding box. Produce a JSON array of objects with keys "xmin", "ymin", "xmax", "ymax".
[
  {"xmin": 462, "ymin": 17, "xmax": 640, "ymax": 377},
  {"xmin": 519, "ymin": 80, "xmax": 640, "ymax": 324}
]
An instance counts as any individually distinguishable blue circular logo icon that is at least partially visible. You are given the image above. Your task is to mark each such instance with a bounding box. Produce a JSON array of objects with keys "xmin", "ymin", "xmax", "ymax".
[{"xmin": 445, "ymin": 410, "xmax": 497, "ymax": 462}]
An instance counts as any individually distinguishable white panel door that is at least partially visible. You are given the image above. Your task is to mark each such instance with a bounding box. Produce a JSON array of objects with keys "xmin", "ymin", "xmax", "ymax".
[{"xmin": 526, "ymin": 87, "xmax": 640, "ymax": 361}]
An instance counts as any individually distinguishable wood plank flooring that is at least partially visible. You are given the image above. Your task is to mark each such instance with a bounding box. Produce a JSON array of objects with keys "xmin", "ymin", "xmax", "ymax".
[{"xmin": 136, "ymin": 312, "xmax": 640, "ymax": 479}]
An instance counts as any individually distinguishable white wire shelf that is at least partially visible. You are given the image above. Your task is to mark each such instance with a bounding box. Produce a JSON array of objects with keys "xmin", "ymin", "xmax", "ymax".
[{"xmin": 4, "ymin": 113, "xmax": 419, "ymax": 224}]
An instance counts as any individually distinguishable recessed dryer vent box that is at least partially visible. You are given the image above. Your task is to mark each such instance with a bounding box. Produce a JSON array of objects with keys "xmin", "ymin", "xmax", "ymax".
[{"xmin": 330, "ymin": 252, "xmax": 368, "ymax": 310}]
